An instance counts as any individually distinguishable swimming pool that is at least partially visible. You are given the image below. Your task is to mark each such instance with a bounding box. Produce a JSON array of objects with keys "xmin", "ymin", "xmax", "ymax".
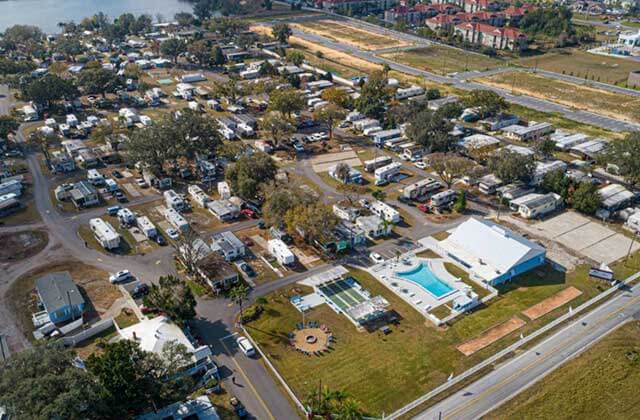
[{"xmin": 395, "ymin": 263, "xmax": 455, "ymax": 299}]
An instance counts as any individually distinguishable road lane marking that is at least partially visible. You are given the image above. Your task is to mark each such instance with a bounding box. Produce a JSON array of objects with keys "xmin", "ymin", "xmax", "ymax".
[
  {"xmin": 219, "ymin": 338, "xmax": 276, "ymax": 420},
  {"xmin": 443, "ymin": 292, "xmax": 640, "ymax": 419},
  {"xmin": 155, "ymin": 260, "xmax": 161, "ymax": 265}
]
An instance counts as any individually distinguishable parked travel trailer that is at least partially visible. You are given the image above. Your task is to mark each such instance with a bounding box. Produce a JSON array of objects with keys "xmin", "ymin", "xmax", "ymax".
[
  {"xmin": 164, "ymin": 189, "xmax": 186, "ymax": 212},
  {"xmin": 87, "ymin": 169, "xmax": 105, "ymax": 186},
  {"xmin": 164, "ymin": 207, "xmax": 190, "ymax": 232},
  {"xmin": 374, "ymin": 162, "xmax": 402, "ymax": 185},
  {"xmin": 403, "ymin": 178, "xmax": 442, "ymax": 200},
  {"xmin": 268, "ymin": 239, "xmax": 295, "ymax": 266},
  {"xmin": 89, "ymin": 218, "xmax": 120, "ymax": 250},
  {"xmin": 364, "ymin": 156, "xmax": 393, "ymax": 172},
  {"xmin": 370, "ymin": 200, "xmax": 401, "ymax": 223},
  {"xmin": 116, "ymin": 208, "xmax": 136, "ymax": 226},
  {"xmin": 136, "ymin": 216, "xmax": 157, "ymax": 238},
  {"xmin": 188, "ymin": 184, "xmax": 210, "ymax": 207},
  {"xmin": 430, "ymin": 189, "xmax": 457, "ymax": 209},
  {"xmin": 217, "ymin": 181, "xmax": 231, "ymax": 199}
]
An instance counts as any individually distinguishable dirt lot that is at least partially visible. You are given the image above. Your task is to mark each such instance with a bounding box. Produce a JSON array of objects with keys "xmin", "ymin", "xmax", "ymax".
[
  {"xmin": 6, "ymin": 261, "xmax": 119, "ymax": 340},
  {"xmin": 456, "ymin": 316, "xmax": 526, "ymax": 356},
  {"xmin": 292, "ymin": 19, "xmax": 410, "ymax": 51},
  {"xmin": 522, "ymin": 286, "xmax": 582, "ymax": 320},
  {"xmin": 479, "ymin": 71, "xmax": 640, "ymax": 124},
  {"xmin": 0, "ymin": 230, "xmax": 48, "ymax": 263}
]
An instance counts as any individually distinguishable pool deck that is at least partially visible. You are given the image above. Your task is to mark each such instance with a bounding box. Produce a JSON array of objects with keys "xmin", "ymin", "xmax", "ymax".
[{"xmin": 370, "ymin": 256, "xmax": 473, "ymax": 319}]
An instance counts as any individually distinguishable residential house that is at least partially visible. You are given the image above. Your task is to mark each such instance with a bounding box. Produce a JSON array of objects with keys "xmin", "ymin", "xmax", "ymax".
[
  {"xmin": 207, "ymin": 199, "xmax": 240, "ymax": 221},
  {"xmin": 510, "ymin": 193, "xmax": 562, "ymax": 219},
  {"xmin": 35, "ymin": 272, "xmax": 86, "ymax": 324},
  {"xmin": 502, "ymin": 122, "xmax": 554, "ymax": 142},
  {"xmin": 196, "ymin": 253, "xmax": 240, "ymax": 291},
  {"xmin": 69, "ymin": 181, "xmax": 99, "ymax": 208}
]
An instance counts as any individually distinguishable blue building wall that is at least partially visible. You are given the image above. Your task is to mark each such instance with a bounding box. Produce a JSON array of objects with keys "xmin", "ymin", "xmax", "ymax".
[{"xmin": 491, "ymin": 253, "xmax": 546, "ymax": 286}]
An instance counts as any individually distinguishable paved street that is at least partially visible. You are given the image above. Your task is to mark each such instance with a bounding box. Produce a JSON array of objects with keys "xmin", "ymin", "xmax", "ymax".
[{"xmin": 415, "ymin": 279, "xmax": 640, "ymax": 420}]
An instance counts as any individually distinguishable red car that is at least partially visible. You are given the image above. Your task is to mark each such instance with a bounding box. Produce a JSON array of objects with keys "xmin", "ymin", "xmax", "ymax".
[
  {"xmin": 241, "ymin": 236, "xmax": 254, "ymax": 246},
  {"xmin": 417, "ymin": 204, "xmax": 430, "ymax": 213},
  {"xmin": 240, "ymin": 208, "xmax": 256, "ymax": 218}
]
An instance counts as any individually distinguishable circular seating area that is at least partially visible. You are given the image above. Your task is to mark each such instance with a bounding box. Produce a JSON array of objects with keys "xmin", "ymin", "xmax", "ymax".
[{"xmin": 289, "ymin": 321, "xmax": 335, "ymax": 356}]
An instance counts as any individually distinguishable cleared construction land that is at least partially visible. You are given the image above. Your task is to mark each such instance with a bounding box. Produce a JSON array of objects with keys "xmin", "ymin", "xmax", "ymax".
[
  {"xmin": 516, "ymin": 49, "xmax": 640, "ymax": 85},
  {"xmin": 479, "ymin": 71, "xmax": 640, "ymax": 124},
  {"xmin": 292, "ymin": 19, "xmax": 410, "ymax": 51},
  {"xmin": 380, "ymin": 46, "xmax": 504, "ymax": 75},
  {"xmin": 486, "ymin": 321, "xmax": 640, "ymax": 419}
]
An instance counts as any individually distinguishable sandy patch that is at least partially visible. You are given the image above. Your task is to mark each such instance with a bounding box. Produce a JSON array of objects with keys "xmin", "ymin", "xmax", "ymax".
[
  {"xmin": 522, "ymin": 286, "xmax": 582, "ymax": 321},
  {"xmin": 292, "ymin": 20, "xmax": 410, "ymax": 51},
  {"xmin": 457, "ymin": 316, "xmax": 526, "ymax": 356}
]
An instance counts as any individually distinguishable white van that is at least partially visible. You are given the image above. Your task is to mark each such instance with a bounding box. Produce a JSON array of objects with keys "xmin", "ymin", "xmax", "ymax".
[{"xmin": 236, "ymin": 336, "xmax": 255, "ymax": 357}]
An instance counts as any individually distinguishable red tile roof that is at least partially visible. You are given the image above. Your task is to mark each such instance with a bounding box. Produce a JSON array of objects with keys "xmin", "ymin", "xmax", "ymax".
[{"xmin": 455, "ymin": 22, "xmax": 526, "ymax": 39}]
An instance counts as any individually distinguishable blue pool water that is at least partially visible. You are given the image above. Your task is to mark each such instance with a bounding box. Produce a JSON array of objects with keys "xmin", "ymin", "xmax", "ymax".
[{"xmin": 396, "ymin": 263, "xmax": 455, "ymax": 299}]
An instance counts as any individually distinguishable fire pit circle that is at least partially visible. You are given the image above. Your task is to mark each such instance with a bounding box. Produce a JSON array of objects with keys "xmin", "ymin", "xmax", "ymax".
[{"xmin": 306, "ymin": 335, "xmax": 318, "ymax": 344}]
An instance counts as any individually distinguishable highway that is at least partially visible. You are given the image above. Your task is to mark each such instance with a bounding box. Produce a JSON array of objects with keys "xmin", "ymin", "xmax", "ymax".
[{"xmin": 415, "ymin": 278, "xmax": 640, "ymax": 420}]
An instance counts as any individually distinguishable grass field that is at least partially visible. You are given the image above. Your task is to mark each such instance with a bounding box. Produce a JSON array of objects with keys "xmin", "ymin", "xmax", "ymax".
[
  {"xmin": 293, "ymin": 20, "xmax": 410, "ymax": 51},
  {"xmin": 479, "ymin": 71, "xmax": 640, "ymax": 124},
  {"xmin": 516, "ymin": 49, "xmax": 640, "ymax": 85},
  {"xmin": 486, "ymin": 320, "xmax": 640, "ymax": 419},
  {"xmin": 380, "ymin": 46, "xmax": 504, "ymax": 75},
  {"xmin": 247, "ymin": 263, "xmax": 605, "ymax": 415}
]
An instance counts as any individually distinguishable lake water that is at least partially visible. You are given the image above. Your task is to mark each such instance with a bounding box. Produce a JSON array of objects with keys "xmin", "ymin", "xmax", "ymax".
[{"xmin": 0, "ymin": 0, "xmax": 193, "ymax": 33}]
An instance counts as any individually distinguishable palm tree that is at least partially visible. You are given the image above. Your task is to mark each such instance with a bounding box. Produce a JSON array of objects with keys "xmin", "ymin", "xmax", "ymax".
[
  {"xmin": 335, "ymin": 399, "xmax": 364, "ymax": 420},
  {"xmin": 229, "ymin": 284, "xmax": 250, "ymax": 325}
]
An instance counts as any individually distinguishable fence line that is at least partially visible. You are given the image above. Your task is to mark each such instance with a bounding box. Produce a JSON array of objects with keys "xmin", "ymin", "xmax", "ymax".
[{"xmin": 60, "ymin": 318, "xmax": 115, "ymax": 347}]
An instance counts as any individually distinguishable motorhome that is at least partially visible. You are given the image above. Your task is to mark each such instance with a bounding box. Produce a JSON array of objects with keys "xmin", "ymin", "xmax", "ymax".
[
  {"xmin": 370, "ymin": 200, "xmax": 401, "ymax": 223},
  {"xmin": 87, "ymin": 169, "xmax": 105, "ymax": 186},
  {"xmin": 136, "ymin": 216, "xmax": 157, "ymax": 238},
  {"xmin": 403, "ymin": 178, "xmax": 442, "ymax": 200},
  {"xmin": 374, "ymin": 162, "xmax": 402, "ymax": 185},
  {"xmin": 373, "ymin": 129, "xmax": 403, "ymax": 147},
  {"xmin": 364, "ymin": 156, "xmax": 393, "ymax": 172},
  {"xmin": 188, "ymin": 184, "xmax": 211, "ymax": 207},
  {"xmin": 164, "ymin": 190, "xmax": 186, "ymax": 212},
  {"xmin": 430, "ymin": 189, "xmax": 457, "ymax": 209},
  {"xmin": 117, "ymin": 208, "xmax": 136, "ymax": 226},
  {"xmin": 268, "ymin": 239, "xmax": 295, "ymax": 266},
  {"xmin": 164, "ymin": 207, "xmax": 190, "ymax": 232}
]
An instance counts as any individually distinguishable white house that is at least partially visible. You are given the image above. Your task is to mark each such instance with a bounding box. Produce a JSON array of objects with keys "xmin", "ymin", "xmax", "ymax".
[
  {"xmin": 370, "ymin": 200, "xmax": 401, "ymax": 224},
  {"xmin": 502, "ymin": 122, "xmax": 554, "ymax": 142},
  {"xmin": 510, "ymin": 193, "xmax": 562, "ymax": 219},
  {"xmin": 136, "ymin": 215, "xmax": 157, "ymax": 238},
  {"xmin": 188, "ymin": 184, "xmax": 210, "ymax": 207},
  {"xmin": 210, "ymin": 231, "xmax": 245, "ymax": 261},
  {"xmin": 207, "ymin": 199, "xmax": 240, "ymax": 221},
  {"xmin": 375, "ymin": 162, "xmax": 402, "ymax": 185},
  {"xmin": 217, "ymin": 181, "xmax": 231, "ymax": 199},
  {"xmin": 356, "ymin": 215, "xmax": 391, "ymax": 239},
  {"xmin": 395, "ymin": 85, "xmax": 425, "ymax": 100},
  {"xmin": 438, "ymin": 217, "xmax": 546, "ymax": 285},
  {"xmin": 268, "ymin": 239, "xmax": 295, "ymax": 265},
  {"xmin": 89, "ymin": 218, "xmax": 120, "ymax": 250}
]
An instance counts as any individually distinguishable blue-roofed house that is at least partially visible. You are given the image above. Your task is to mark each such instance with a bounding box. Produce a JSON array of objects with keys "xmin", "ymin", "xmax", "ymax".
[{"xmin": 35, "ymin": 272, "xmax": 86, "ymax": 324}]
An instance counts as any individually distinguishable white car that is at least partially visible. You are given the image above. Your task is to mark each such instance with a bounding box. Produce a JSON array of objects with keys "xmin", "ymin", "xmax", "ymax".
[
  {"xmin": 166, "ymin": 228, "xmax": 180, "ymax": 240},
  {"xmin": 369, "ymin": 252, "xmax": 384, "ymax": 264},
  {"xmin": 109, "ymin": 270, "xmax": 133, "ymax": 284},
  {"xmin": 236, "ymin": 336, "xmax": 256, "ymax": 357},
  {"xmin": 414, "ymin": 161, "xmax": 427, "ymax": 170},
  {"xmin": 136, "ymin": 178, "xmax": 148, "ymax": 188},
  {"xmin": 359, "ymin": 199, "xmax": 370, "ymax": 209}
]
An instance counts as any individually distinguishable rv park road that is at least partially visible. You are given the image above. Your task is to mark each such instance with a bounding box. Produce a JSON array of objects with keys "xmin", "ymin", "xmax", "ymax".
[{"xmin": 414, "ymin": 277, "xmax": 640, "ymax": 420}]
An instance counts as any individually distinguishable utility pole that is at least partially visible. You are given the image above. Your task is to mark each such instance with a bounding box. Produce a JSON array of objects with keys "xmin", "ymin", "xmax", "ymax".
[
  {"xmin": 625, "ymin": 232, "xmax": 637, "ymax": 267},
  {"xmin": 511, "ymin": 71, "xmax": 517, "ymax": 94}
]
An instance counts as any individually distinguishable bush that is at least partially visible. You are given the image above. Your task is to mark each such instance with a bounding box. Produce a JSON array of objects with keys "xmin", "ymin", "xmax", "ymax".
[{"xmin": 241, "ymin": 305, "xmax": 264, "ymax": 323}]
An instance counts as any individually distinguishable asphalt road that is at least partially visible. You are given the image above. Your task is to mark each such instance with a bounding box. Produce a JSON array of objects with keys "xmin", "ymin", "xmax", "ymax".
[{"xmin": 415, "ymin": 279, "xmax": 640, "ymax": 420}]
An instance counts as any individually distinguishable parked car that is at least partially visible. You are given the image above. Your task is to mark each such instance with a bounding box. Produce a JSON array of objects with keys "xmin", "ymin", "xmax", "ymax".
[
  {"xmin": 236, "ymin": 336, "xmax": 255, "ymax": 357},
  {"xmin": 239, "ymin": 262, "xmax": 256, "ymax": 277},
  {"xmin": 417, "ymin": 204, "xmax": 430, "ymax": 213},
  {"xmin": 240, "ymin": 236, "xmax": 254, "ymax": 247},
  {"xmin": 132, "ymin": 283, "xmax": 149, "ymax": 299},
  {"xmin": 257, "ymin": 220, "xmax": 266, "ymax": 229},
  {"xmin": 111, "ymin": 170, "xmax": 123, "ymax": 178},
  {"xmin": 240, "ymin": 208, "xmax": 256, "ymax": 219},
  {"xmin": 155, "ymin": 235, "xmax": 167, "ymax": 246},
  {"xmin": 359, "ymin": 199, "xmax": 370, "ymax": 209},
  {"xmin": 114, "ymin": 191, "xmax": 127, "ymax": 202},
  {"xmin": 414, "ymin": 161, "xmax": 426, "ymax": 170},
  {"xmin": 136, "ymin": 178, "xmax": 148, "ymax": 188},
  {"xmin": 369, "ymin": 252, "xmax": 384, "ymax": 264},
  {"xmin": 166, "ymin": 228, "xmax": 180, "ymax": 240},
  {"xmin": 109, "ymin": 270, "xmax": 133, "ymax": 284},
  {"xmin": 107, "ymin": 205, "xmax": 122, "ymax": 216}
]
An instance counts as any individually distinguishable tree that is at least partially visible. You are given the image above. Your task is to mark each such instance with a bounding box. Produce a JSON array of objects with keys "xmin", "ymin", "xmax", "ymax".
[
  {"xmin": 572, "ymin": 181, "xmax": 601, "ymax": 215},
  {"xmin": 372, "ymin": 189, "xmax": 386, "ymax": 202},
  {"xmin": 336, "ymin": 183, "xmax": 367, "ymax": 206},
  {"xmin": 28, "ymin": 131, "xmax": 53, "ymax": 166},
  {"xmin": 321, "ymin": 87, "xmax": 351, "ymax": 109},
  {"xmin": 272, "ymin": 23, "xmax": 292, "ymax": 44},
  {"xmin": 406, "ymin": 108, "xmax": 456, "ymax": 153},
  {"xmin": 261, "ymin": 111, "xmax": 295, "ymax": 147},
  {"xmin": 285, "ymin": 203, "xmax": 339, "ymax": 245},
  {"xmin": 0, "ymin": 115, "xmax": 19, "ymax": 139},
  {"xmin": 268, "ymin": 87, "xmax": 304, "ymax": 118},
  {"xmin": 534, "ymin": 138, "xmax": 556, "ymax": 159},
  {"xmin": 259, "ymin": 60, "xmax": 278, "ymax": 76},
  {"xmin": 286, "ymin": 49, "xmax": 305, "ymax": 66},
  {"xmin": 452, "ymin": 190, "xmax": 467, "ymax": 213},
  {"xmin": 54, "ymin": 38, "xmax": 85, "ymax": 61},
  {"xmin": 602, "ymin": 133, "xmax": 640, "ymax": 188},
  {"xmin": 0, "ymin": 344, "xmax": 107, "ymax": 419},
  {"xmin": 86, "ymin": 340, "xmax": 193, "ymax": 416},
  {"xmin": 193, "ymin": 0, "xmax": 220, "ymax": 21},
  {"xmin": 355, "ymin": 70, "xmax": 389, "ymax": 120},
  {"xmin": 425, "ymin": 88, "xmax": 441, "ymax": 100},
  {"xmin": 161, "ymin": 38, "xmax": 186, "ymax": 64},
  {"xmin": 187, "ymin": 39, "xmax": 212, "ymax": 67},
  {"xmin": 333, "ymin": 162, "xmax": 351, "ymax": 184},
  {"xmin": 212, "ymin": 46, "xmax": 226, "ymax": 66},
  {"xmin": 261, "ymin": 181, "xmax": 315, "ymax": 227},
  {"xmin": 78, "ymin": 68, "xmax": 123, "ymax": 97},
  {"xmin": 541, "ymin": 168, "xmax": 572, "ymax": 201},
  {"xmin": 428, "ymin": 153, "xmax": 474, "ymax": 188},
  {"xmin": 229, "ymin": 283, "xmax": 250, "ymax": 324},
  {"xmin": 462, "ymin": 90, "xmax": 508, "ymax": 119},
  {"xmin": 208, "ymin": 17, "xmax": 248, "ymax": 39},
  {"xmin": 305, "ymin": 385, "xmax": 364, "ymax": 420},
  {"xmin": 143, "ymin": 275, "xmax": 197, "ymax": 325},
  {"xmin": 488, "ymin": 149, "xmax": 536, "ymax": 184},
  {"xmin": 225, "ymin": 152, "xmax": 277, "ymax": 200},
  {"xmin": 313, "ymin": 103, "xmax": 346, "ymax": 140},
  {"xmin": 174, "ymin": 12, "xmax": 195, "ymax": 27},
  {"xmin": 263, "ymin": 0, "xmax": 273, "ymax": 10},
  {"xmin": 22, "ymin": 74, "xmax": 78, "ymax": 107}
]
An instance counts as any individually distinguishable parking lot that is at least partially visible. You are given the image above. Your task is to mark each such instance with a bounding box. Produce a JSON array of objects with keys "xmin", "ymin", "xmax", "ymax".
[{"xmin": 534, "ymin": 212, "xmax": 640, "ymax": 264}]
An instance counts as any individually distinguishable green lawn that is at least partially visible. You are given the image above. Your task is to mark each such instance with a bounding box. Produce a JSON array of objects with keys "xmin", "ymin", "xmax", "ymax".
[
  {"xmin": 486, "ymin": 320, "xmax": 640, "ymax": 419},
  {"xmin": 432, "ymin": 231, "xmax": 451, "ymax": 241},
  {"xmin": 515, "ymin": 49, "xmax": 640, "ymax": 85},
  {"xmin": 380, "ymin": 46, "xmax": 505, "ymax": 75},
  {"xmin": 247, "ymin": 263, "xmax": 604, "ymax": 415},
  {"xmin": 444, "ymin": 262, "xmax": 492, "ymax": 299}
]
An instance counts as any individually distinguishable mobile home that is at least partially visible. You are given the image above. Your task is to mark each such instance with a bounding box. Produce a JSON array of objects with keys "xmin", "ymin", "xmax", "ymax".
[
  {"xmin": 164, "ymin": 190, "xmax": 186, "ymax": 212},
  {"xmin": 136, "ymin": 215, "xmax": 157, "ymax": 238},
  {"xmin": 403, "ymin": 178, "xmax": 442, "ymax": 200},
  {"xmin": 188, "ymin": 184, "xmax": 210, "ymax": 207},
  {"xmin": 268, "ymin": 239, "xmax": 295, "ymax": 266},
  {"xmin": 374, "ymin": 162, "xmax": 402, "ymax": 185},
  {"xmin": 370, "ymin": 200, "xmax": 401, "ymax": 223},
  {"xmin": 89, "ymin": 218, "xmax": 120, "ymax": 250},
  {"xmin": 430, "ymin": 189, "xmax": 457, "ymax": 209},
  {"xmin": 364, "ymin": 156, "xmax": 393, "ymax": 172},
  {"xmin": 164, "ymin": 207, "xmax": 190, "ymax": 232}
]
